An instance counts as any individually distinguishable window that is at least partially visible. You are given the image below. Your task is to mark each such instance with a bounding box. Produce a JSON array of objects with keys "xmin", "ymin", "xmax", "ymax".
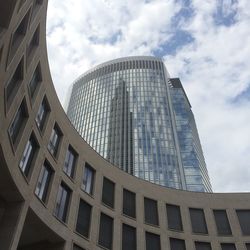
[
  {"xmin": 0, "ymin": 0, "xmax": 16, "ymax": 29},
  {"xmin": 102, "ymin": 177, "xmax": 115, "ymax": 208},
  {"xmin": 195, "ymin": 242, "xmax": 212, "ymax": 250},
  {"xmin": 189, "ymin": 208, "xmax": 208, "ymax": 234},
  {"xmin": 35, "ymin": 161, "xmax": 53, "ymax": 203},
  {"xmin": 63, "ymin": 145, "xmax": 77, "ymax": 178},
  {"xmin": 246, "ymin": 243, "xmax": 250, "ymax": 250},
  {"xmin": 213, "ymin": 210, "xmax": 232, "ymax": 235},
  {"xmin": 8, "ymin": 8, "xmax": 30, "ymax": 62},
  {"xmin": 82, "ymin": 163, "xmax": 95, "ymax": 195},
  {"xmin": 169, "ymin": 238, "xmax": 186, "ymax": 250},
  {"xmin": 31, "ymin": 0, "xmax": 43, "ymax": 22},
  {"xmin": 47, "ymin": 123, "xmax": 62, "ymax": 158},
  {"xmin": 26, "ymin": 24, "xmax": 39, "ymax": 65},
  {"xmin": 5, "ymin": 57, "xmax": 24, "ymax": 107},
  {"xmin": 28, "ymin": 62, "xmax": 42, "ymax": 98},
  {"xmin": 236, "ymin": 210, "xmax": 250, "ymax": 235},
  {"xmin": 166, "ymin": 204, "xmax": 183, "ymax": 231},
  {"xmin": 98, "ymin": 213, "xmax": 113, "ymax": 250},
  {"xmin": 220, "ymin": 243, "xmax": 236, "ymax": 250},
  {"xmin": 35, "ymin": 96, "xmax": 50, "ymax": 131},
  {"xmin": 76, "ymin": 199, "xmax": 92, "ymax": 238},
  {"xmin": 8, "ymin": 99, "xmax": 28, "ymax": 145},
  {"xmin": 145, "ymin": 232, "xmax": 161, "ymax": 250},
  {"xmin": 123, "ymin": 189, "xmax": 136, "ymax": 218},
  {"xmin": 144, "ymin": 197, "xmax": 159, "ymax": 226},
  {"xmin": 54, "ymin": 182, "xmax": 71, "ymax": 223},
  {"xmin": 122, "ymin": 224, "xmax": 136, "ymax": 250},
  {"xmin": 19, "ymin": 133, "xmax": 38, "ymax": 177},
  {"xmin": 73, "ymin": 244, "xmax": 85, "ymax": 250}
]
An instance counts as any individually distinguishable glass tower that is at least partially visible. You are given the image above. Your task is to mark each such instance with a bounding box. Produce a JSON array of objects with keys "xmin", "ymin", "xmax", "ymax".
[{"xmin": 67, "ymin": 56, "xmax": 212, "ymax": 192}]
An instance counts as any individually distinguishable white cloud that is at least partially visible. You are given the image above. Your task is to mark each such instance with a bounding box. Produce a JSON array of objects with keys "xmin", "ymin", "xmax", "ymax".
[{"xmin": 46, "ymin": 0, "xmax": 250, "ymax": 192}]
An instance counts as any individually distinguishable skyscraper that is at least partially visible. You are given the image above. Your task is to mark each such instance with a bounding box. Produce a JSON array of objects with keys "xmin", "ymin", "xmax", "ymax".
[{"xmin": 67, "ymin": 56, "xmax": 212, "ymax": 192}]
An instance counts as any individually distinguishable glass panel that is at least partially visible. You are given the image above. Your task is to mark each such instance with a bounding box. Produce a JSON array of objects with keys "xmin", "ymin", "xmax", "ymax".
[
  {"xmin": 213, "ymin": 210, "xmax": 232, "ymax": 235},
  {"xmin": 170, "ymin": 238, "xmax": 186, "ymax": 250},
  {"xmin": 76, "ymin": 199, "xmax": 92, "ymax": 238},
  {"xmin": 82, "ymin": 163, "xmax": 95, "ymax": 195},
  {"xmin": 122, "ymin": 224, "xmax": 136, "ymax": 250},
  {"xmin": 189, "ymin": 208, "xmax": 208, "ymax": 234},
  {"xmin": 102, "ymin": 177, "xmax": 115, "ymax": 208},
  {"xmin": 195, "ymin": 242, "xmax": 212, "ymax": 250},
  {"xmin": 220, "ymin": 243, "xmax": 236, "ymax": 250},
  {"xmin": 166, "ymin": 204, "xmax": 183, "ymax": 231},
  {"xmin": 123, "ymin": 189, "xmax": 136, "ymax": 218},
  {"xmin": 144, "ymin": 197, "xmax": 158, "ymax": 226},
  {"xmin": 98, "ymin": 213, "xmax": 113, "ymax": 250},
  {"xmin": 145, "ymin": 232, "xmax": 161, "ymax": 250},
  {"xmin": 236, "ymin": 210, "xmax": 250, "ymax": 235}
]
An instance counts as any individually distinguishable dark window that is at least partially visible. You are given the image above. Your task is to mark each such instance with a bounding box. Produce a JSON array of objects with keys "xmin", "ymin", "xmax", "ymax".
[
  {"xmin": 82, "ymin": 163, "xmax": 95, "ymax": 195},
  {"xmin": 26, "ymin": 24, "xmax": 40, "ymax": 65},
  {"xmin": 0, "ymin": 0, "xmax": 16, "ymax": 29},
  {"xmin": 213, "ymin": 210, "xmax": 232, "ymax": 235},
  {"xmin": 195, "ymin": 241, "xmax": 212, "ymax": 250},
  {"xmin": 220, "ymin": 243, "xmax": 236, "ymax": 250},
  {"xmin": 166, "ymin": 204, "xmax": 183, "ymax": 231},
  {"xmin": 145, "ymin": 232, "xmax": 161, "ymax": 250},
  {"xmin": 246, "ymin": 243, "xmax": 250, "ymax": 250},
  {"xmin": 5, "ymin": 57, "xmax": 24, "ymax": 106},
  {"xmin": 189, "ymin": 208, "xmax": 208, "ymax": 234},
  {"xmin": 63, "ymin": 145, "xmax": 77, "ymax": 178},
  {"xmin": 102, "ymin": 177, "xmax": 115, "ymax": 208},
  {"xmin": 76, "ymin": 199, "xmax": 92, "ymax": 238},
  {"xmin": 122, "ymin": 224, "xmax": 136, "ymax": 250},
  {"xmin": 8, "ymin": 99, "xmax": 28, "ymax": 144},
  {"xmin": 73, "ymin": 244, "xmax": 85, "ymax": 250},
  {"xmin": 144, "ymin": 197, "xmax": 159, "ymax": 226},
  {"xmin": 236, "ymin": 210, "xmax": 250, "ymax": 235},
  {"xmin": 31, "ymin": 0, "xmax": 43, "ymax": 21},
  {"xmin": 35, "ymin": 96, "xmax": 50, "ymax": 131},
  {"xmin": 8, "ymin": 8, "xmax": 30, "ymax": 61},
  {"xmin": 35, "ymin": 161, "xmax": 53, "ymax": 202},
  {"xmin": 54, "ymin": 182, "xmax": 71, "ymax": 222},
  {"xmin": 19, "ymin": 133, "xmax": 38, "ymax": 177},
  {"xmin": 170, "ymin": 238, "xmax": 186, "ymax": 250},
  {"xmin": 123, "ymin": 189, "xmax": 136, "ymax": 218},
  {"xmin": 47, "ymin": 123, "xmax": 62, "ymax": 157},
  {"xmin": 29, "ymin": 63, "xmax": 42, "ymax": 98},
  {"xmin": 98, "ymin": 213, "xmax": 113, "ymax": 250}
]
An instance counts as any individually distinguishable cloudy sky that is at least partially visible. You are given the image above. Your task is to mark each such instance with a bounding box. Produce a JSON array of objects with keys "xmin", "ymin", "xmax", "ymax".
[{"xmin": 46, "ymin": 0, "xmax": 250, "ymax": 192}]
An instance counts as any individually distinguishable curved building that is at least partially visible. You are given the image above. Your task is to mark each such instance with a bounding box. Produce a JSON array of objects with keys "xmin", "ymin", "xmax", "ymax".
[
  {"xmin": 67, "ymin": 57, "xmax": 212, "ymax": 192},
  {"xmin": 1, "ymin": 1, "xmax": 250, "ymax": 250}
]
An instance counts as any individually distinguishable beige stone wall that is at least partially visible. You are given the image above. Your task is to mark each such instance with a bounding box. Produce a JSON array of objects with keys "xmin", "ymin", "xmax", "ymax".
[{"xmin": 0, "ymin": 0, "xmax": 250, "ymax": 249}]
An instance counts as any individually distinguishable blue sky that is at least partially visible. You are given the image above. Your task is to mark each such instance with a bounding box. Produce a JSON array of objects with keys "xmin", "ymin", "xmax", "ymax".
[{"xmin": 46, "ymin": 0, "xmax": 250, "ymax": 192}]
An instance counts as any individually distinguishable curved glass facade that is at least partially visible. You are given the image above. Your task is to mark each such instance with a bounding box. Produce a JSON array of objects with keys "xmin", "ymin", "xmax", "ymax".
[{"xmin": 67, "ymin": 56, "xmax": 212, "ymax": 192}]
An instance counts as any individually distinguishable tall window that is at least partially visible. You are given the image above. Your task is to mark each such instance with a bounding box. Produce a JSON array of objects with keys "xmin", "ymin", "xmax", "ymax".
[
  {"xmin": 169, "ymin": 238, "xmax": 186, "ymax": 250},
  {"xmin": 19, "ymin": 133, "xmax": 38, "ymax": 177},
  {"xmin": 47, "ymin": 123, "xmax": 62, "ymax": 157},
  {"xmin": 82, "ymin": 163, "xmax": 95, "ymax": 195},
  {"xmin": 102, "ymin": 177, "xmax": 115, "ymax": 208},
  {"xmin": 35, "ymin": 161, "xmax": 53, "ymax": 203},
  {"xmin": 122, "ymin": 224, "xmax": 136, "ymax": 250},
  {"xmin": 189, "ymin": 208, "xmax": 208, "ymax": 234},
  {"xmin": 8, "ymin": 99, "xmax": 28, "ymax": 144},
  {"xmin": 54, "ymin": 182, "xmax": 71, "ymax": 223},
  {"xmin": 5, "ymin": 57, "xmax": 23, "ymax": 106},
  {"xmin": 144, "ymin": 197, "xmax": 159, "ymax": 226},
  {"xmin": 63, "ymin": 145, "xmax": 77, "ymax": 178},
  {"xmin": 76, "ymin": 199, "xmax": 92, "ymax": 238},
  {"xmin": 166, "ymin": 204, "xmax": 183, "ymax": 231},
  {"xmin": 213, "ymin": 210, "xmax": 232, "ymax": 235},
  {"xmin": 236, "ymin": 210, "xmax": 250, "ymax": 235},
  {"xmin": 35, "ymin": 96, "xmax": 50, "ymax": 131},
  {"xmin": 220, "ymin": 243, "xmax": 236, "ymax": 250},
  {"xmin": 145, "ymin": 232, "xmax": 161, "ymax": 250},
  {"xmin": 73, "ymin": 245, "xmax": 85, "ymax": 250},
  {"xmin": 123, "ymin": 189, "xmax": 136, "ymax": 218},
  {"xmin": 195, "ymin": 242, "xmax": 212, "ymax": 250},
  {"xmin": 98, "ymin": 213, "xmax": 113, "ymax": 250},
  {"xmin": 29, "ymin": 63, "xmax": 42, "ymax": 98}
]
